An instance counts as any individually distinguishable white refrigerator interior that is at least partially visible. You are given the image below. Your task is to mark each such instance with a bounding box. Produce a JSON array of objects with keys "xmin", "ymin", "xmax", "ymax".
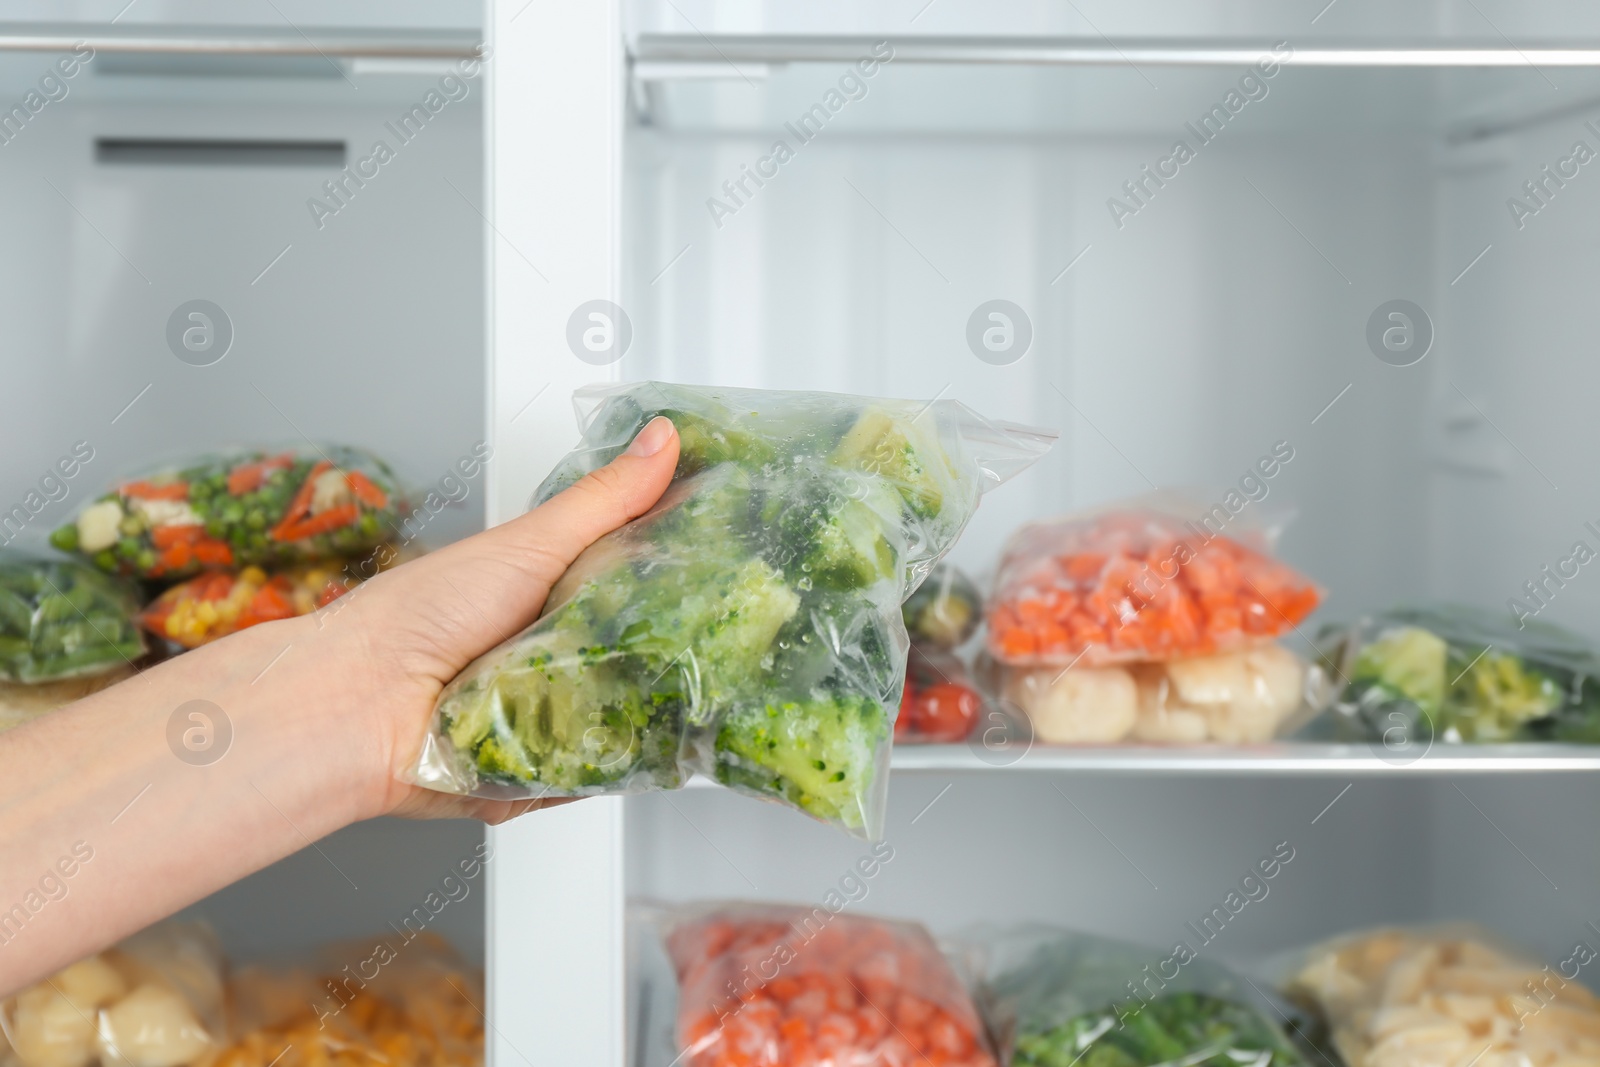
[{"xmin": 2, "ymin": 1, "xmax": 1600, "ymax": 1065}]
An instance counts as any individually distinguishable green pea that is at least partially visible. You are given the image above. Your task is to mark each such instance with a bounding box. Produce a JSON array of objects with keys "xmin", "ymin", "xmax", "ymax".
[
  {"xmin": 116, "ymin": 538, "xmax": 139, "ymax": 559},
  {"xmin": 50, "ymin": 525, "xmax": 79, "ymax": 552},
  {"xmin": 137, "ymin": 550, "xmax": 156, "ymax": 571},
  {"xmin": 249, "ymin": 532, "xmax": 268, "ymax": 550},
  {"xmin": 245, "ymin": 511, "xmax": 265, "ymax": 531},
  {"xmin": 359, "ymin": 513, "xmax": 379, "ymax": 536},
  {"xmin": 205, "ymin": 520, "xmax": 225, "ymax": 538},
  {"xmin": 92, "ymin": 550, "xmax": 115, "ymax": 571},
  {"xmin": 221, "ymin": 503, "xmax": 244, "ymax": 524}
]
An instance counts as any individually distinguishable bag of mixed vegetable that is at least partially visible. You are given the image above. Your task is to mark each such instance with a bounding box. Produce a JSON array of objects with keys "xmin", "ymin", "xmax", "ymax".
[
  {"xmin": 0, "ymin": 554, "xmax": 143, "ymax": 732},
  {"xmin": 985, "ymin": 493, "xmax": 1327, "ymax": 745},
  {"xmin": 411, "ymin": 382, "xmax": 1052, "ymax": 837},
  {"xmin": 50, "ymin": 447, "xmax": 409, "ymax": 579},
  {"xmin": 1317, "ymin": 604, "xmax": 1600, "ymax": 744},
  {"xmin": 898, "ymin": 564, "xmax": 988, "ymax": 743},
  {"xmin": 971, "ymin": 925, "xmax": 1310, "ymax": 1067}
]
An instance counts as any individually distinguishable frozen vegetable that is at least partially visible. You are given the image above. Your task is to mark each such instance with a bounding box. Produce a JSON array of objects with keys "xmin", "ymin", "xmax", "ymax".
[
  {"xmin": 50, "ymin": 448, "xmax": 408, "ymax": 579},
  {"xmin": 661, "ymin": 903, "xmax": 996, "ymax": 1067},
  {"xmin": 979, "ymin": 926, "xmax": 1305, "ymax": 1067},
  {"xmin": 903, "ymin": 563, "xmax": 982, "ymax": 649},
  {"xmin": 1323, "ymin": 605, "xmax": 1599, "ymax": 743},
  {"xmin": 139, "ymin": 563, "xmax": 361, "ymax": 649},
  {"xmin": 1000, "ymin": 645, "xmax": 1314, "ymax": 745},
  {"xmin": 898, "ymin": 646, "xmax": 984, "ymax": 742},
  {"xmin": 1284, "ymin": 925, "xmax": 1600, "ymax": 1067},
  {"xmin": 415, "ymin": 382, "xmax": 1051, "ymax": 836},
  {"xmin": 988, "ymin": 505, "xmax": 1321, "ymax": 667},
  {"xmin": 1, "ymin": 922, "xmax": 224, "ymax": 1067},
  {"xmin": 220, "ymin": 934, "xmax": 482, "ymax": 1067},
  {"xmin": 0, "ymin": 555, "xmax": 144, "ymax": 684}
]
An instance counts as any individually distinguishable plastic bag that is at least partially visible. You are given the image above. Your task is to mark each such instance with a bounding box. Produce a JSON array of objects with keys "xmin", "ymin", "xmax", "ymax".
[
  {"xmin": 1, "ymin": 921, "xmax": 225, "ymax": 1067},
  {"xmin": 219, "ymin": 933, "xmax": 482, "ymax": 1067},
  {"xmin": 1281, "ymin": 924, "xmax": 1600, "ymax": 1067},
  {"xmin": 50, "ymin": 448, "xmax": 409, "ymax": 580},
  {"xmin": 655, "ymin": 902, "xmax": 996, "ymax": 1067},
  {"xmin": 139, "ymin": 563, "xmax": 365, "ymax": 649},
  {"xmin": 987, "ymin": 495, "xmax": 1321, "ymax": 668},
  {"xmin": 414, "ymin": 382, "xmax": 1052, "ymax": 837},
  {"xmin": 974, "ymin": 925, "xmax": 1307, "ymax": 1066},
  {"xmin": 898, "ymin": 645, "xmax": 985, "ymax": 743},
  {"xmin": 1319, "ymin": 604, "xmax": 1600, "ymax": 744},
  {"xmin": 0, "ymin": 555, "xmax": 144, "ymax": 684},
  {"xmin": 996, "ymin": 644, "xmax": 1323, "ymax": 745},
  {"xmin": 903, "ymin": 564, "xmax": 983, "ymax": 650}
]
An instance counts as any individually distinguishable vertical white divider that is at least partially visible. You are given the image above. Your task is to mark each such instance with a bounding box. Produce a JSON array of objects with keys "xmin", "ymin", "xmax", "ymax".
[{"xmin": 484, "ymin": 0, "xmax": 626, "ymax": 1064}]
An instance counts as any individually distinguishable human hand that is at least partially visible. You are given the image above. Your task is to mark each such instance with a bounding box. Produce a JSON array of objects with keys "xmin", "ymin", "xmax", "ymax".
[{"xmin": 311, "ymin": 415, "xmax": 680, "ymax": 824}]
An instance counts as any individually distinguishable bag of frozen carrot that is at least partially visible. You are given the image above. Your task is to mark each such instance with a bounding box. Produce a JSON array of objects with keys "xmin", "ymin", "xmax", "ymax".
[
  {"xmin": 986, "ymin": 491, "xmax": 1322, "ymax": 669},
  {"xmin": 635, "ymin": 901, "xmax": 997, "ymax": 1067},
  {"xmin": 50, "ymin": 447, "xmax": 411, "ymax": 579}
]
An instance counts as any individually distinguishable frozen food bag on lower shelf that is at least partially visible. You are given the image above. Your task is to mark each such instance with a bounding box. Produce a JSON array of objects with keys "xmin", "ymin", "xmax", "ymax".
[
  {"xmin": 1281, "ymin": 925, "xmax": 1600, "ymax": 1066},
  {"xmin": 898, "ymin": 645, "xmax": 986, "ymax": 743},
  {"xmin": 220, "ymin": 933, "xmax": 482, "ymax": 1067},
  {"xmin": 138, "ymin": 559, "xmax": 391, "ymax": 649},
  {"xmin": 902, "ymin": 563, "xmax": 983, "ymax": 650},
  {"xmin": 1318, "ymin": 604, "xmax": 1600, "ymax": 743},
  {"xmin": 1, "ymin": 921, "xmax": 225, "ymax": 1067},
  {"xmin": 994, "ymin": 644, "xmax": 1327, "ymax": 745},
  {"xmin": 413, "ymin": 382, "xmax": 1053, "ymax": 837},
  {"xmin": 643, "ymin": 902, "xmax": 996, "ymax": 1067},
  {"xmin": 50, "ymin": 447, "xmax": 410, "ymax": 579},
  {"xmin": 974, "ymin": 926, "xmax": 1308, "ymax": 1066},
  {"xmin": 0, "ymin": 555, "xmax": 144, "ymax": 684},
  {"xmin": 986, "ymin": 493, "xmax": 1321, "ymax": 668}
]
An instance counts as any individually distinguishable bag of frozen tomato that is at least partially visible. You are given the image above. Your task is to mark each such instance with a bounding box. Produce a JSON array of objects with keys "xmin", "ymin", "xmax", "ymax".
[
  {"xmin": 51, "ymin": 447, "xmax": 409, "ymax": 580},
  {"xmin": 651, "ymin": 902, "xmax": 996, "ymax": 1067},
  {"xmin": 974, "ymin": 925, "xmax": 1309, "ymax": 1067},
  {"xmin": 412, "ymin": 382, "xmax": 1052, "ymax": 838},
  {"xmin": 987, "ymin": 493, "xmax": 1321, "ymax": 668}
]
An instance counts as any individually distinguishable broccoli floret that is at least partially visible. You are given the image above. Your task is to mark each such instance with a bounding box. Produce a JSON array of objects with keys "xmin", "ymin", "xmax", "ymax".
[
  {"xmin": 1352, "ymin": 626, "xmax": 1448, "ymax": 714},
  {"xmin": 713, "ymin": 693, "xmax": 889, "ymax": 831},
  {"xmin": 831, "ymin": 407, "xmax": 952, "ymax": 521},
  {"xmin": 1443, "ymin": 646, "xmax": 1561, "ymax": 740},
  {"xmin": 475, "ymin": 734, "xmax": 536, "ymax": 785}
]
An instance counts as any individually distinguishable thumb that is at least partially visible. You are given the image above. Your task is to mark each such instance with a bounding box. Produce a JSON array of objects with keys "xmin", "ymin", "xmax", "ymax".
[{"xmin": 481, "ymin": 414, "xmax": 680, "ymax": 583}]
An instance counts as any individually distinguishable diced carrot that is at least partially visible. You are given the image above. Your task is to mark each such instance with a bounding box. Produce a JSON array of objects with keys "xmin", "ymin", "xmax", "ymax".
[
  {"xmin": 247, "ymin": 584, "xmax": 294, "ymax": 623},
  {"xmin": 192, "ymin": 540, "xmax": 234, "ymax": 567},
  {"xmin": 151, "ymin": 524, "xmax": 205, "ymax": 548},
  {"xmin": 271, "ymin": 503, "xmax": 359, "ymax": 542},
  {"xmin": 159, "ymin": 541, "xmax": 193, "ymax": 571},
  {"xmin": 121, "ymin": 480, "xmax": 189, "ymax": 501},
  {"xmin": 346, "ymin": 470, "xmax": 389, "ymax": 509},
  {"xmin": 271, "ymin": 460, "xmax": 332, "ymax": 537}
]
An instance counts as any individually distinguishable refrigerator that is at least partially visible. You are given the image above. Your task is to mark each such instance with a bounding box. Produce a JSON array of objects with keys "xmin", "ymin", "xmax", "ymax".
[{"xmin": 4, "ymin": 1, "xmax": 1600, "ymax": 1064}]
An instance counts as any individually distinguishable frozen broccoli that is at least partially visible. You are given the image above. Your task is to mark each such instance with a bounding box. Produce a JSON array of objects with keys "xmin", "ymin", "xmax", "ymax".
[
  {"xmin": 712, "ymin": 692, "xmax": 889, "ymax": 831},
  {"xmin": 1443, "ymin": 645, "xmax": 1561, "ymax": 740},
  {"xmin": 1351, "ymin": 626, "xmax": 1448, "ymax": 715},
  {"xmin": 831, "ymin": 407, "xmax": 951, "ymax": 521},
  {"xmin": 1015, "ymin": 993, "xmax": 1305, "ymax": 1067}
]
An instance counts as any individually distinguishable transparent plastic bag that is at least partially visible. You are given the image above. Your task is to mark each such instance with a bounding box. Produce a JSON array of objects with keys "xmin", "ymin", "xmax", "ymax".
[
  {"xmin": 414, "ymin": 382, "xmax": 1052, "ymax": 837},
  {"xmin": 50, "ymin": 447, "xmax": 410, "ymax": 580},
  {"xmin": 219, "ymin": 933, "xmax": 482, "ymax": 1067},
  {"xmin": 0, "ymin": 554, "xmax": 145, "ymax": 684},
  {"xmin": 902, "ymin": 563, "xmax": 983, "ymax": 651},
  {"xmin": 987, "ymin": 491, "xmax": 1321, "ymax": 668},
  {"xmin": 1280, "ymin": 924, "xmax": 1600, "ymax": 1067},
  {"xmin": 1318, "ymin": 604, "xmax": 1600, "ymax": 743},
  {"xmin": 1, "ymin": 921, "xmax": 225, "ymax": 1067},
  {"xmin": 973, "ymin": 925, "xmax": 1308, "ymax": 1067},
  {"xmin": 139, "ymin": 562, "xmax": 368, "ymax": 650},
  {"xmin": 994, "ymin": 644, "xmax": 1325, "ymax": 745},
  {"xmin": 648, "ymin": 901, "xmax": 996, "ymax": 1067},
  {"xmin": 898, "ymin": 645, "xmax": 986, "ymax": 744}
]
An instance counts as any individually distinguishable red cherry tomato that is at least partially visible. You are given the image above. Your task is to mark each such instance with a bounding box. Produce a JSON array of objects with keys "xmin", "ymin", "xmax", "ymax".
[
  {"xmin": 911, "ymin": 683, "xmax": 981, "ymax": 742},
  {"xmin": 895, "ymin": 680, "xmax": 916, "ymax": 740}
]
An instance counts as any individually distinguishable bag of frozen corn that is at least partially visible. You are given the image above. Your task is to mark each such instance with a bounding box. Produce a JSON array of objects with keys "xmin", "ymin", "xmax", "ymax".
[
  {"xmin": 411, "ymin": 382, "xmax": 1052, "ymax": 838},
  {"xmin": 139, "ymin": 562, "xmax": 372, "ymax": 649},
  {"xmin": 51, "ymin": 448, "xmax": 409, "ymax": 580}
]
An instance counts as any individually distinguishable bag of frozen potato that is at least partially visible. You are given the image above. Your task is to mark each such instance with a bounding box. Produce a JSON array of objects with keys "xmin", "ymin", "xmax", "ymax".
[{"xmin": 411, "ymin": 382, "xmax": 1052, "ymax": 838}]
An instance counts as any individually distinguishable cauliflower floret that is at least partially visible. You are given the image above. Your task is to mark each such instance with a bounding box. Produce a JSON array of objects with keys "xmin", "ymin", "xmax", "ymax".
[
  {"xmin": 130, "ymin": 499, "xmax": 202, "ymax": 530},
  {"xmin": 309, "ymin": 468, "xmax": 352, "ymax": 515},
  {"xmin": 76, "ymin": 500, "xmax": 125, "ymax": 553},
  {"xmin": 1003, "ymin": 665, "xmax": 1137, "ymax": 743}
]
